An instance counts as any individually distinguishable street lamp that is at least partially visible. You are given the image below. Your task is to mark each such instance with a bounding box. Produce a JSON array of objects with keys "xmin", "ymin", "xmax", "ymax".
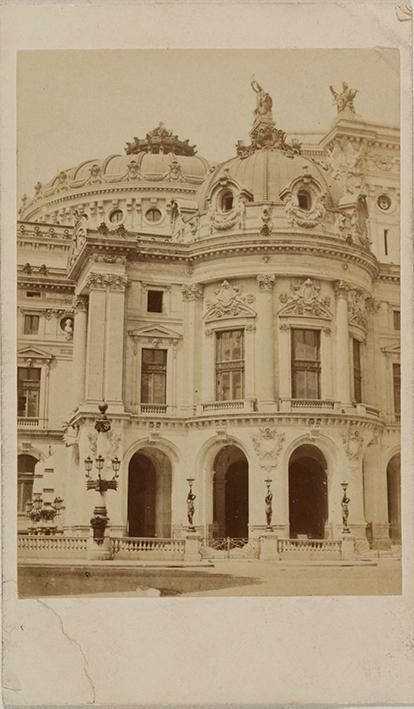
[
  {"xmin": 85, "ymin": 403, "xmax": 119, "ymax": 545},
  {"xmin": 341, "ymin": 482, "xmax": 351, "ymax": 534},
  {"xmin": 26, "ymin": 492, "xmax": 65, "ymax": 535}
]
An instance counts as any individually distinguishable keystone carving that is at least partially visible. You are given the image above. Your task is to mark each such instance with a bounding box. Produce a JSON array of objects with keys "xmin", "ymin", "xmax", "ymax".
[{"xmin": 257, "ymin": 274, "xmax": 275, "ymax": 291}]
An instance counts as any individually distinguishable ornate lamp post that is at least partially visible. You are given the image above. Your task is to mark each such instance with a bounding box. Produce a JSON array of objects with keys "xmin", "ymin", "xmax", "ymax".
[
  {"xmin": 85, "ymin": 403, "xmax": 120, "ymax": 546},
  {"xmin": 341, "ymin": 482, "xmax": 351, "ymax": 534},
  {"xmin": 186, "ymin": 478, "xmax": 196, "ymax": 532},
  {"xmin": 264, "ymin": 479, "xmax": 273, "ymax": 531}
]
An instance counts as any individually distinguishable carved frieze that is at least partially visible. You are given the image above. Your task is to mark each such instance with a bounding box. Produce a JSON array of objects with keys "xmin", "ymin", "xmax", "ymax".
[
  {"xmin": 325, "ymin": 138, "xmax": 366, "ymax": 198},
  {"xmin": 347, "ymin": 289, "xmax": 369, "ymax": 329},
  {"xmin": 72, "ymin": 295, "xmax": 88, "ymax": 313},
  {"xmin": 279, "ymin": 278, "xmax": 331, "ymax": 319},
  {"xmin": 86, "ymin": 273, "xmax": 128, "ymax": 291},
  {"xmin": 252, "ymin": 427, "xmax": 285, "ymax": 473},
  {"xmin": 204, "ymin": 280, "xmax": 256, "ymax": 322},
  {"xmin": 182, "ymin": 284, "xmax": 203, "ymax": 302},
  {"xmin": 342, "ymin": 425, "xmax": 364, "ymax": 465}
]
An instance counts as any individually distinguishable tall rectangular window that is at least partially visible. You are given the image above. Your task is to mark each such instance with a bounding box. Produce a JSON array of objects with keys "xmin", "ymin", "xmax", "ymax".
[
  {"xmin": 17, "ymin": 367, "xmax": 41, "ymax": 418},
  {"xmin": 141, "ymin": 348, "xmax": 167, "ymax": 404},
  {"xmin": 291, "ymin": 329, "xmax": 321, "ymax": 399},
  {"xmin": 393, "ymin": 310, "xmax": 400, "ymax": 330},
  {"xmin": 352, "ymin": 338, "xmax": 362, "ymax": 403},
  {"xmin": 393, "ymin": 363, "xmax": 400, "ymax": 417},
  {"xmin": 215, "ymin": 329, "xmax": 244, "ymax": 401},
  {"xmin": 24, "ymin": 314, "xmax": 40, "ymax": 335}
]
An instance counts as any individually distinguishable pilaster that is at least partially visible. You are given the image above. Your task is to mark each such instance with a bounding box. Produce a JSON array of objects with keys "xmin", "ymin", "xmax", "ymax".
[{"xmin": 255, "ymin": 274, "xmax": 276, "ymax": 411}]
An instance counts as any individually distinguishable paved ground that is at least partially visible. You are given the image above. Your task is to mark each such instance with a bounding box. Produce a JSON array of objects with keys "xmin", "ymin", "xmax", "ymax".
[{"xmin": 18, "ymin": 557, "xmax": 402, "ymax": 597}]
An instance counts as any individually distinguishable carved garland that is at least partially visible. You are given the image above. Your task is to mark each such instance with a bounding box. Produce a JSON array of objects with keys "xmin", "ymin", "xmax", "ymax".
[{"xmin": 252, "ymin": 427, "xmax": 285, "ymax": 473}]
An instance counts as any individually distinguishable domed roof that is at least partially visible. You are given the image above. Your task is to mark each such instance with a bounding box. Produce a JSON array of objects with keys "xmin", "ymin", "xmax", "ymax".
[
  {"xmin": 20, "ymin": 124, "xmax": 209, "ymax": 216},
  {"xmin": 198, "ymin": 149, "xmax": 334, "ymax": 208}
]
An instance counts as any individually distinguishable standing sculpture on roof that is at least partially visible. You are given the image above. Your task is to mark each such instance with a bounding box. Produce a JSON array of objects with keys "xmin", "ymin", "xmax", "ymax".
[
  {"xmin": 251, "ymin": 75, "xmax": 274, "ymax": 128},
  {"xmin": 329, "ymin": 82, "xmax": 358, "ymax": 114}
]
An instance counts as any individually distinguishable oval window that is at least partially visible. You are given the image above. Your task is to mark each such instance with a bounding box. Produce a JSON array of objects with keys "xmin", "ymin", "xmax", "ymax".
[
  {"xmin": 145, "ymin": 208, "xmax": 162, "ymax": 223},
  {"xmin": 109, "ymin": 209, "xmax": 124, "ymax": 224},
  {"xmin": 298, "ymin": 190, "xmax": 311, "ymax": 211}
]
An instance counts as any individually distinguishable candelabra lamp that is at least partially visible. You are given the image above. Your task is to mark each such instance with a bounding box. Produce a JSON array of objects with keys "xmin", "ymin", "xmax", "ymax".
[
  {"xmin": 186, "ymin": 478, "xmax": 196, "ymax": 532},
  {"xmin": 341, "ymin": 482, "xmax": 351, "ymax": 534},
  {"xmin": 84, "ymin": 403, "xmax": 120, "ymax": 545},
  {"xmin": 25, "ymin": 494, "xmax": 65, "ymax": 535},
  {"xmin": 264, "ymin": 479, "xmax": 273, "ymax": 531}
]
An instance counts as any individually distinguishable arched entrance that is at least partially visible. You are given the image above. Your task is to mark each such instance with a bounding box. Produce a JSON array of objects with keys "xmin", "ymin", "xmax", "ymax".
[
  {"xmin": 128, "ymin": 448, "xmax": 172, "ymax": 537},
  {"xmin": 288, "ymin": 444, "xmax": 328, "ymax": 539},
  {"xmin": 212, "ymin": 445, "xmax": 248, "ymax": 538},
  {"xmin": 387, "ymin": 453, "xmax": 401, "ymax": 544}
]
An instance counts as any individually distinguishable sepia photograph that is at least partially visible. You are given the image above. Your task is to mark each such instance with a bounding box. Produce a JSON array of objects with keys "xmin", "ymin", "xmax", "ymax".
[{"xmin": 16, "ymin": 47, "xmax": 402, "ymax": 598}]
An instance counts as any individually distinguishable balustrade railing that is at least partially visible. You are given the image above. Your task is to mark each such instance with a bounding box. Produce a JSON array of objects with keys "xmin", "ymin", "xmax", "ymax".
[
  {"xmin": 111, "ymin": 536, "xmax": 185, "ymax": 558},
  {"xmin": 140, "ymin": 404, "xmax": 167, "ymax": 415},
  {"xmin": 18, "ymin": 535, "xmax": 88, "ymax": 553},
  {"xmin": 289, "ymin": 399, "xmax": 335, "ymax": 410},
  {"xmin": 277, "ymin": 538, "xmax": 341, "ymax": 555},
  {"xmin": 202, "ymin": 400, "xmax": 245, "ymax": 412},
  {"xmin": 17, "ymin": 417, "xmax": 46, "ymax": 428}
]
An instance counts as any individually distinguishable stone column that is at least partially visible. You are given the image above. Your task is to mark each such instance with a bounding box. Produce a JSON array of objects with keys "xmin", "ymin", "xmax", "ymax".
[
  {"xmin": 320, "ymin": 326, "xmax": 334, "ymax": 400},
  {"xmin": 244, "ymin": 323, "xmax": 256, "ymax": 405},
  {"xmin": 334, "ymin": 281, "xmax": 352, "ymax": 405},
  {"xmin": 363, "ymin": 437, "xmax": 391, "ymax": 549},
  {"xmin": 72, "ymin": 295, "xmax": 88, "ymax": 411},
  {"xmin": 84, "ymin": 273, "xmax": 127, "ymax": 410},
  {"xmin": 278, "ymin": 324, "xmax": 291, "ymax": 404},
  {"xmin": 104, "ymin": 276, "xmax": 128, "ymax": 409},
  {"xmin": 256, "ymin": 274, "xmax": 276, "ymax": 412},
  {"xmin": 182, "ymin": 284, "xmax": 203, "ymax": 415},
  {"xmin": 85, "ymin": 277, "xmax": 107, "ymax": 403}
]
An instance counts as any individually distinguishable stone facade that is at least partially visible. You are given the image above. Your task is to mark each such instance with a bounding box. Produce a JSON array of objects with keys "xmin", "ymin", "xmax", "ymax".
[{"xmin": 17, "ymin": 83, "xmax": 400, "ymax": 551}]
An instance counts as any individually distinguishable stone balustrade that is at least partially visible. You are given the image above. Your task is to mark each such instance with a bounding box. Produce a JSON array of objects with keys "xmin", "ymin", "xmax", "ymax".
[{"xmin": 111, "ymin": 536, "xmax": 186, "ymax": 560}]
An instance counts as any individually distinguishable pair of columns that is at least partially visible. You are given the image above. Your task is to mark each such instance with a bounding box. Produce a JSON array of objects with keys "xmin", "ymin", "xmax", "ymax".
[{"xmin": 71, "ymin": 272, "xmax": 128, "ymax": 411}]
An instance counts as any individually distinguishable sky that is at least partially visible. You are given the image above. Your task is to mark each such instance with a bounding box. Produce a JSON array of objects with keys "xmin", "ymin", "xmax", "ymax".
[{"xmin": 17, "ymin": 48, "xmax": 400, "ymax": 200}]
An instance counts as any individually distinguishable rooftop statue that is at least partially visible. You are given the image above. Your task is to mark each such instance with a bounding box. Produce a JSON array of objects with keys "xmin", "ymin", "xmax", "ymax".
[
  {"xmin": 236, "ymin": 77, "xmax": 300, "ymax": 157},
  {"xmin": 251, "ymin": 75, "xmax": 274, "ymax": 129},
  {"xmin": 329, "ymin": 82, "xmax": 358, "ymax": 114}
]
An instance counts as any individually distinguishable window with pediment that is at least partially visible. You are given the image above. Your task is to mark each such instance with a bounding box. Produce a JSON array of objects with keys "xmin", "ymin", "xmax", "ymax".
[
  {"xmin": 17, "ymin": 454, "xmax": 37, "ymax": 514},
  {"xmin": 18, "ymin": 367, "xmax": 41, "ymax": 418},
  {"xmin": 215, "ymin": 330, "xmax": 244, "ymax": 401}
]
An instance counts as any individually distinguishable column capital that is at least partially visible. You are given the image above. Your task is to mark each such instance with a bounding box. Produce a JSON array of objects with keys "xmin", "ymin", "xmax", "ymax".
[
  {"xmin": 257, "ymin": 274, "xmax": 276, "ymax": 291},
  {"xmin": 72, "ymin": 294, "xmax": 88, "ymax": 313},
  {"xmin": 334, "ymin": 280, "xmax": 352, "ymax": 297},
  {"xmin": 86, "ymin": 273, "xmax": 128, "ymax": 292},
  {"xmin": 182, "ymin": 283, "xmax": 203, "ymax": 301}
]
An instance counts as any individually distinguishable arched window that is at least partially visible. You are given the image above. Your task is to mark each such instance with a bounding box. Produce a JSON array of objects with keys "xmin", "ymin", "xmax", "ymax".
[
  {"xmin": 18, "ymin": 454, "xmax": 37, "ymax": 514},
  {"xmin": 298, "ymin": 190, "xmax": 311, "ymax": 211},
  {"xmin": 220, "ymin": 191, "xmax": 234, "ymax": 212}
]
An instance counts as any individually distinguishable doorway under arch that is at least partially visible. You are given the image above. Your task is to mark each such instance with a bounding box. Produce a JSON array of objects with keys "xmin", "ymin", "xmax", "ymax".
[
  {"xmin": 288, "ymin": 444, "xmax": 328, "ymax": 539},
  {"xmin": 128, "ymin": 448, "xmax": 172, "ymax": 537},
  {"xmin": 212, "ymin": 445, "xmax": 248, "ymax": 538},
  {"xmin": 387, "ymin": 453, "xmax": 401, "ymax": 544}
]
